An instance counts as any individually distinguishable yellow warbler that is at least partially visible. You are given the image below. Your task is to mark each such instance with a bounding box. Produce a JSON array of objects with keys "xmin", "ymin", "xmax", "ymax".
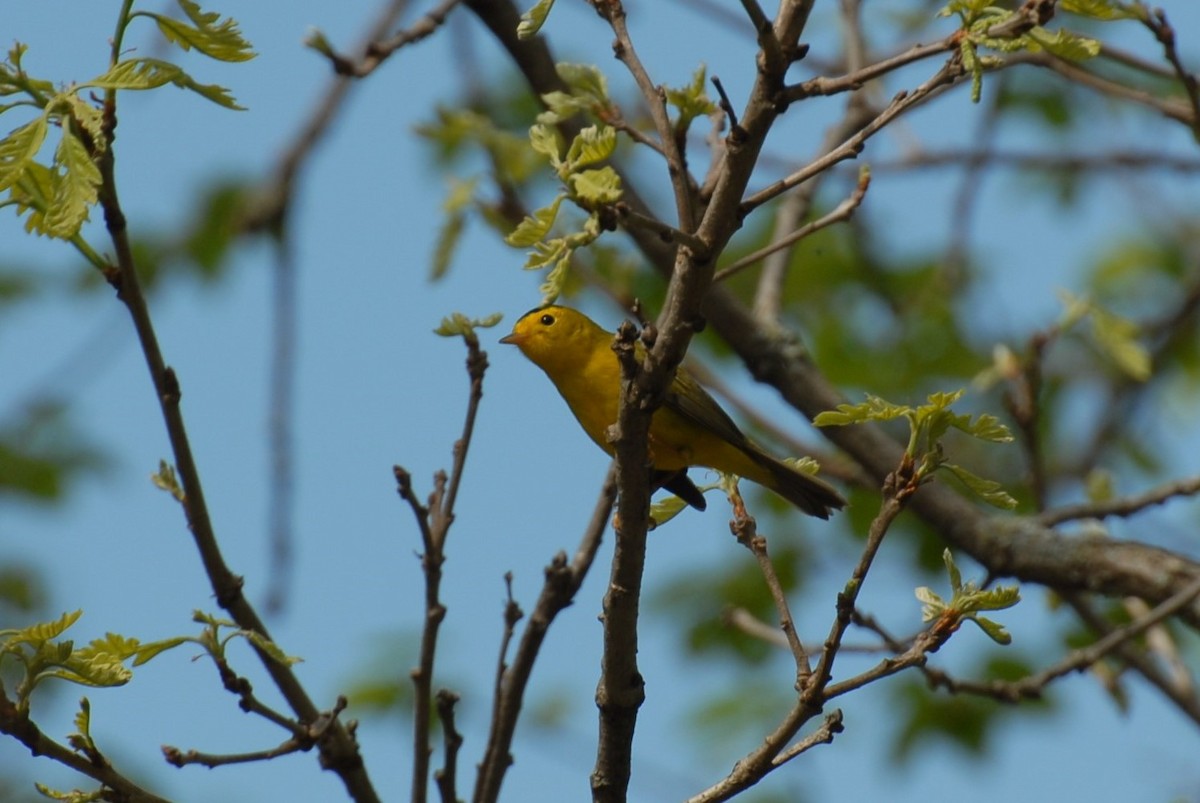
[{"xmin": 500, "ymin": 305, "xmax": 846, "ymax": 519}]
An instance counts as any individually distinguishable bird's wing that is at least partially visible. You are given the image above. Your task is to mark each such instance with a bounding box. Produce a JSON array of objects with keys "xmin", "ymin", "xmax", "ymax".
[{"xmin": 664, "ymin": 367, "xmax": 750, "ymax": 449}]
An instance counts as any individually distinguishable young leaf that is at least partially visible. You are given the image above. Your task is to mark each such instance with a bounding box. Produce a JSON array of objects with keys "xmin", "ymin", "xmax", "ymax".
[
  {"xmin": 650, "ymin": 494, "xmax": 690, "ymax": 528},
  {"xmin": 86, "ymin": 58, "xmax": 244, "ymax": 110},
  {"xmin": 43, "ymin": 128, "xmax": 100, "ymax": 239},
  {"xmin": 523, "ymin": 237, "xmax": 569, "ymax": 270},
  {"xmin": 70, "ymin": 698, "xmax": 95, "ymax": 753},
  {"xmin": 1090, "ymin": 305, "xmax": 1151, "ymax": 381},
  {"xmin": 132, "ymin": 636, "xmax": 191, "ymax": 666},
  {"xmin": 666, "ymin": 64, "xmax": 718, "ymax": 128},
  {"xmin": 518, "ymin": 0, "xmax": 556, "ymax": 39},
  {"xmin": 1026, "ymin": 27, "xmax": 1101, "ymax": 61},
  {"xmin": 528, "ymin": 123, "xmax": 564, "ymax": 167},
  {"xmin": 564, "ymin": 125, "xmax": 616, "ymax": 170},
  {"xmin": 433, "ymin": 311, "xmax": 503, "ymax": 339},
  {"xmin": 814, "ymin": 394, "xmax": 910, "ymax": 426},
  {"xmin": 2, "ymin": 610, "xmax": 83, "ymax": 646},
  {"xmin": 942, "ymin": 547, "xmax": 963, "ymax": 594},
  {"xmin": 970, "ymin": 615, "xmax": 1013, "ymax": 645},
  {"xmin": 539, "ymin": 249, "xmax": 572, "ymax": 303},
  {"xmin": 556, "ymin": 63, "xmax": 609, "ymax": 106},
  {"xmin": 243, "ymin": 630, "xmax": 301, "ymax": 666},
  {"xmin": 151, "ymin": 460, "xmax": 186, "ymax": 503},
  {"xmin": 943, "ymin": 462, "xmax": 1018, "ymax": 509},
  {"xmin": 569, "ymin": 166, "xmax": 622, "ymax": 204},
  {"xmin": 0, "ymin": 116, "xmax": 48, "ymax": 193},
  {"xmin": 1061, "ymin": 0, "xmax": 1145, "ymax": 20},
  {"xmin": 144, "ymin": 0, "xmax": 256, "ymax": 62},
  {"xmin": 505, "ymin": 194, "xmax": 564, "ymax": 247}
]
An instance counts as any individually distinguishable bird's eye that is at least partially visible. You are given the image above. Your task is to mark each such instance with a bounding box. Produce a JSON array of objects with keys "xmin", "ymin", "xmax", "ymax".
[{"xmin": 540, "ymin": 313, "xmax": 555, "ymax": 326}]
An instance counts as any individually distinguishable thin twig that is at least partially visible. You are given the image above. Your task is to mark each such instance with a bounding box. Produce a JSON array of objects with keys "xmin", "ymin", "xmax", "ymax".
[
  {"xmin": 1140, "ymin": 8, "xmax": 1200, "ymax": 141},
  {"xmin": 0, "ymin": 686, "xmax": 171, "ymax": 803},
  {"xmin": 1066, "ymin": 592, "xmax": 1200, "ymax": 726},
  {"xmin": 715, "ymin": 168, "xmax": 870, "ymax": 283},
  {"xmin": 1038, "ymin": 475, "xmax": 1200, "ymax": 526},
  {"xmin": 615, "ymin": 203, "xmax": 708, "ymax": 254},
  {"xmin": 598, "ymin": 2, "xmax": 698, "ymax": 234},
  {"xmin": 321, "ymin": 0, "xmax": 464, "ymax": 78},
  {"xmin": 690, "ymin": 483, "xmax": 910, "ymax": 803},
  {"xmin": 434, "ymin": 689, "xmax": 464, "ymax": 803},
  {"xmin": 164, "ymin": 696, "xmax": 349, "ymax": 767},
  {"xmin": 94, "ymin": 46, "xmax": 379, "ymax": 803},
  {"xmin": 403, "ymin": 332, "xmax": 490, "ymax": 803},
  {"xmin": 741, "ymin": 59, "xmax": 965, "ymax": 213},
  {"xmin": 729, "ymin": 492, "xmax": 811, "ymax": 676},
  {"xmin": 1008, "ymin": 50, "xmax": 1194, "ymax": 127},
  {"xmin": 474, "ymin": 469, "xmax": 616, "ymax": 803}
]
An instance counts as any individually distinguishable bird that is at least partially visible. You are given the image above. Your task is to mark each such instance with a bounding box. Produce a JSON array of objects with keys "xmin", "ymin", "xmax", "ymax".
[{"xmin": 499, "ymin": 305, "xmax": 846, "ymax": 519}]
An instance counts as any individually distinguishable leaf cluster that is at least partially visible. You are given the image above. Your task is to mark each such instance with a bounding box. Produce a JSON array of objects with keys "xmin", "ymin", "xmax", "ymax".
[
  {"xmin": 0, "ymin": 1, "xmax": 252, "ymax": 246},
  {"xmin": 816, "ymin": 389, "xmax": 1017, "ymax": 508},
  {"xmin": 915, "ymin": 549, "xmax": 1021, "ymax": 644},
  {"xmin": 941, "ymin": 0, "xmax": 1116, "ymax": 101}
]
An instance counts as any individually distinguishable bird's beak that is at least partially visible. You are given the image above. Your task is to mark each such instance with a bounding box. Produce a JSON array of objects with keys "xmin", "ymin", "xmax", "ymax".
[{"xmin": 499, "ymin": 332, "xmax": 521, "ymax": 345}]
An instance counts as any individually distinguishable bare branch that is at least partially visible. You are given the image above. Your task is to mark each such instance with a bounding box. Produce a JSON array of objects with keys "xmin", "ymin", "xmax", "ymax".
[
  {"xmin": 0, "ymin": 687, "xmax": 171, "ymax": 803},
  {"xmin": 741, "ymin": 59, "xmax": 965, "ymax": 213},
  {"xmin": 318, "ymin": 0, "xmax": 466, "ymax": 78},
  {"xmin": 1038, "ymin": 476, "xmax": 1200, "ymax": 526},
  {"xmin": 434, "ymin": 689, "xmax": 464, "ymax": 803},
  {"xmin": 595, "ymin": 1, "xmax": 699, "ymax": 233},
  {"xmin": 474, "ymin": 469, "xmax": 616, "ymax": 803},
  {"xmin": 715, "ymin": 168, "xmax": 870, "ymax": 283},
  {"xmin": 728, "ymin": 491, "xmax": 811, "ymax": 677}
]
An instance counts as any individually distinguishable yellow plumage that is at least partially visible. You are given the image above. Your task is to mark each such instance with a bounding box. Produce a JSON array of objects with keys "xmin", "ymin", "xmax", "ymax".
[{"xmin": 500, "ymin": 305, "xmax": 845, "ymax": 519}]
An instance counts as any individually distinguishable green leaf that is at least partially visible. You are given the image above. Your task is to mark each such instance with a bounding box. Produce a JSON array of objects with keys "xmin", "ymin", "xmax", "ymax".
[
  {"xmin": 1061, "ymin": 0, "xmax": 1144, "ymax": 21},
  {"xmin": 970, "ymin": 615, "xmax": 1012, "ymax": 645},
  {"xmin": 564, "ymin": 125, "xmax": 616, "ymax": 170},
  {"xmin": 304, "ymin": 28, "xmax": 336, "ymax": 59},
  {"xmin": 666, "ymin": 64, "xmax": 718, "ymax": 127},
  {"xmin": 539, "ymin": 248, "xmax": 573, "ymax": 303},
  {"xmin": 132, "ymin": 636, "xmax": 191, "ymax": 666},
  {"xmin": 956, "ymin": 412, "xmax": 1013, "ymax": 443},
  {"xmin": 151, "ymin": 460, "xmax": 186, "ymax": 503},
  {"xmin": 943, "ymin": 462, "xmax": 1018, "ymax": 509},
  {"xmin": 1090, "ymin": 306, "xmax": 1151, "ymax": 381},
  {"xmin": 557, "ymin": 63, "xmax": 609, "ymax": 105},
  {"xmin": 942, "ymin": 548, "xmax": 963, "ymax": 594},
  {"xmin": 650, "ymin": 494, "xmax": 690, "ymax": 527},
  {"xmin": 528, "ymin": 123, "xmax": 564, "ymax": 167},
  {"xmin": 62, "ymin": 95, "xmax": 106, "ymax": 147},
  {"xmin": 915, "ymin": 586, "xmax": 946, "ymax": 622},
  {"xmin": 43, "ymin": 128, "xmax": 99, "ymax": 238},
  {"xmin": 814, "ymin": 394, "xmax": 911, "ymax": 426},
  {"xmin": 86, "ymin": 58, "xmax": 244, "ymax": 110},
  {"xmin": 243, "ymin": 630, "xmax": 302, "ymax": 666},
  {"xmin": 517, "ymin": 0, "xmax": 556, "ymax": 39},
  {"xmin": 434, "ymin": 311, "xmax": 504, "ymax": 338},
  {"xmin": 70, "ymin": 698, "xmax": 94, "ymax": 752},
  {"xmin": 1085, "ymin": 468, "xmax": 1114, "ymax": 502},
  {"xmin": 569, "ymin": 166, "xmax": 622, "ymax": 204},
  {"xmin": 430, "ymin": 178, "xmax": 476, "ymax": 280},
  {"xmin": 34, "ymin": 783, "xmax": 103, "ymax": 801},
  {"xmin": 1026, "ymin": 27, "xmax": 1101, "ymax": 61},
  {"xmin": 505, "ymin": 194, "xmax": 564, "ymax": 247},
  {"xmin": 0, "ymin": 116, "xmax": 48, "ymax": 193},
  {"xmin": 2, "ymin": 610, "xmax": 83, "ymax": 646},
  {"xmin": 144, "ymin": 0, "xmax": 256, "ymax": 62}
]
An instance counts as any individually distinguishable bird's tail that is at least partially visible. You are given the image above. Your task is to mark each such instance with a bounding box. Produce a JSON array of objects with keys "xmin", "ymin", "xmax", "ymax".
[{"xmin": 748, "ymin": 449, "xmax": 847, "ymax": 519}]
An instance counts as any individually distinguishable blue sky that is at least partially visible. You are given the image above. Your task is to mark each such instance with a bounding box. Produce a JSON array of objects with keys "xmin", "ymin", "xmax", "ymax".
[{"xmin": 4, "ymin": 2, "xmax": 1200, "ymax": 801}]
